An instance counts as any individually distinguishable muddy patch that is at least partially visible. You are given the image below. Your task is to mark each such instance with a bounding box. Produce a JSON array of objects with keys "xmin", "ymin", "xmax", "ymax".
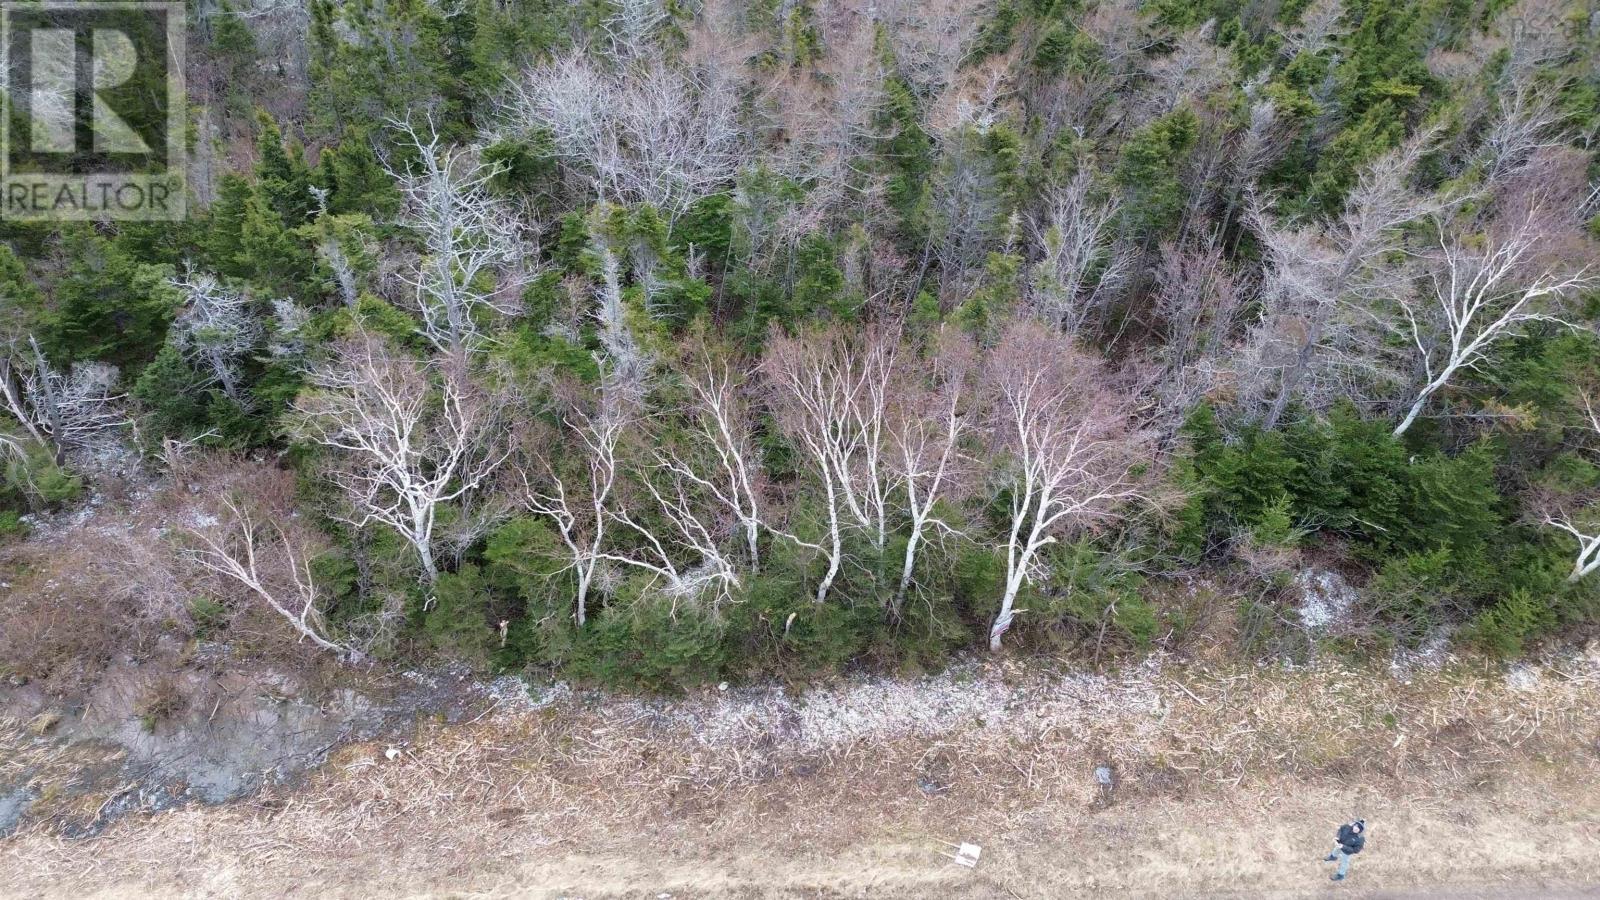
[{"xmin": 0, "ymin": 652, "xmax": 502, "ymax": 837}]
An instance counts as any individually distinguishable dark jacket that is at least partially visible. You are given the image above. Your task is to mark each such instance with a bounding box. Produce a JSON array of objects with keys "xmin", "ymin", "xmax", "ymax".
[{"xmin": 1336, "ymin": 824, "xmax": 1365, "ymax": 855}]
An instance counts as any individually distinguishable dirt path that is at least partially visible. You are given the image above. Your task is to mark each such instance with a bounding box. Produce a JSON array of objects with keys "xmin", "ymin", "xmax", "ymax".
[
  {"xmin": 4, "ymin": 656, "xmax": 1600, "ymax": 898},
  {"xmin": 451, "ymin": 774, "xmax": 1600, "ymax": 899},
  {"xmin": 12, "ymin": 767, "xmax": 1600, "ymax": 899}
]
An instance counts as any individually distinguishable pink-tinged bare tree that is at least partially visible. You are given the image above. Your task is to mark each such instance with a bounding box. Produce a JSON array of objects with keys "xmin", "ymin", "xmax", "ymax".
[
  {"xmin": 887, "ymin": 328, "xmax": 973, "ymax": 613},
  {"xmin": 1245, "ymin": 129, "xmax": 1439, "ymax": 428},
  {"xmin": 518, "ymin": 374, "xmax": 629, "ymax": 627},
  {"xmin": 169, "ymin": 269, "xmax": 260, "ymax": 405},
  {"xmin": 1150, "ymin": 239, "xmax": 1244, "ymax": 418},
  {"xmin": 1028, "ymin": 170, "xmax": 1132, "ymax": 335},
  {"xmin": 984, "ymin": 320, "xmax": 1150, "ymax": 651},
  {"xmin": 762, "ymin": 324, "xmax": 902, "ymax": 602},
  {"xmin": 388, "ymin": 121, "xmax": 531, "ymax": 354},
  {"xmin": 287, "ymin": 334, "xmax": 509, "ymax": 584}
]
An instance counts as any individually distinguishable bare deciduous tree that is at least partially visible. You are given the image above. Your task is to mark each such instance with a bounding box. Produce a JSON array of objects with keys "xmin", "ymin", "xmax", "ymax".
[
  {"xmin": 587, "ymin": 216, "xmax": 653, "ymax": 396},
  {"xmin": 604, "ymin": 453, "xmax": 745, "ymax": 607},
  {"xmin": 1142, "ymin": 20, "xmax": 1232, "ymax": 120},
  {"xmin": 602, "ymin": 0, "xmax": 668, "ymax": 62},
  {"xmin": 984, "ymin": 320, "xmax": 1149, "ymax": 651},
  {"xmin": 1547, "ymin": 514, "xmax": 1600, "ymax": 582},
  {"xmin": 1482, "ymin": 78, "xmax": 1572, "ymax": 184},
  {"xmin": 0, "ymin": 335, "xmax": 126, "ymax": 463},
  {"xmin": 1081, "ymin": 0, "xmax": 1164, "ymax": 67},
  {"xmin": 1278, "ymin": 0, "xmax": 1346, "ymax": 57},
  {"xmin": 1245, "ymin": 129, "xmax": 1438, "ymax": 428},
  {"xmin": 1496, "ymin": 0, "xmax": 1581, "ymax": 90},
  {"xmin": 1535, "ymin": 391, "xmax": 1600, "ymax": 582},
  {"xmin": 1389, "ymin": 196, "xmax": 1596, "ymax": 436},
  {"xmin": 504, "ymin": 51, "xmax": 745, "ymax": 222},
  {"xmin": 315, "ymin": 228, "xmax": 364, "ymax": 309},
  {"xmin": 1150, "ymin": 239, "xmax": 1244, "ymax": 417},
  {"xmin": 1028, "ymin": 171, "xmax": 1131, "ymax": 335},
  {"xmin": 1220, "ymin": 93, "xmax": 1288, "ymax": 238},
  {"xmin": 929, "ymin": 123, "xmax": 1017, "ymax": 294},
  {"xmin": 288, "ymin": 335, "xmax": 509, "ymax": 583},
  {"xmin": 0, "ymin": 430, "xmax": 25, "ymax": 466},
  {"xmin": 518, "ymin": 373, "xmax": 629, "ymax": 627},
  {"xmin": 873, "ymin": 0, "xmax": 983, "ymax": 99},
  {"xmin": 1542, "ymin": 493, "xmax": 1600, "ymax": 583},
  {"xmin": 267, "ymin": 298, "xmax": 313, "ymax": 360},
  {"xmin": 185, "ymin": 492, "xmax": 351, "ymax": 657},
  {"xmin": 887, "ymin": 328, "xmax": 973, "ymax": 613},
  {"xmin": 662, "ymin": 344, "xmax": 768, "ymax": 567},
  {"xmin": 523, "ymin": 357, "xmax": 749, "ymax": 614},
  {"xmin": 762, "ymin": 324, "xmax": 901, "ymax": 602},
  {"xmin": 843, "ymin": 327, "xmax": 900, "ymax": 553},
  {"xmin": 389, "ymin": 121, "xmax": 532, "ymax": 354},
  {"xmin": 0, "ymin": 346, "xmax": 48, "ymax": 452}
]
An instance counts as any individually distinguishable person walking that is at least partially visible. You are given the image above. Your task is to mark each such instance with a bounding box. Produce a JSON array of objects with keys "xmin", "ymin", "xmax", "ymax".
[{"xmin": 1322, "ymin": 819, "xmax": 1365, "ymax": 881}]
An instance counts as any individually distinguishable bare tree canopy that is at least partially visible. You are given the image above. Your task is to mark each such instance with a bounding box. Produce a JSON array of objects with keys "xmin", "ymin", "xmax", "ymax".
[
  {"xmin": 287, "ymin": 334, "xmax": 510, "ymax": 583},
  {"xmin": 984, "ymin": 320, "xmax": 1152, "ymax": 651}
]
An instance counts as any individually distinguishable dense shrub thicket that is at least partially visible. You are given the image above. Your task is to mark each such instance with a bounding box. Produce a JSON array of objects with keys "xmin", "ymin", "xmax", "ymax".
[{"xmin": 4, "ymin": 0, "xmax": 1600, "ymax": 690}]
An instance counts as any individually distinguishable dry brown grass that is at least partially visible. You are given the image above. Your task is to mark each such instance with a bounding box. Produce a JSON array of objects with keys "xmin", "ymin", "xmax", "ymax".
[
  {"xmin": 0, "ymin": 453, "xmax": 341, "ymax": 689},
  {"xmin": 4, "ymin": 653, "xmax": 1599, "ymax": 898},
  {"xmin": 0, "ymin": 512, "xmax": 184, "ymax": 687}
]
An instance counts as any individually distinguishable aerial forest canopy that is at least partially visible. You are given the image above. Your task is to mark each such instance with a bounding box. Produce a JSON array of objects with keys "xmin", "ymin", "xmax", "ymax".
[{"xmin": 3, "ymin": 0, "xmax": 1600, "ymax": 690}]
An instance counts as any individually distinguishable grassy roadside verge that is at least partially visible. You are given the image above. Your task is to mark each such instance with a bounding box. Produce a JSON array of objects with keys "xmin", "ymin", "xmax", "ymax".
[{"xmin": 3, "ymin": 652, "xmax": 1600, "ymax": 897}]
